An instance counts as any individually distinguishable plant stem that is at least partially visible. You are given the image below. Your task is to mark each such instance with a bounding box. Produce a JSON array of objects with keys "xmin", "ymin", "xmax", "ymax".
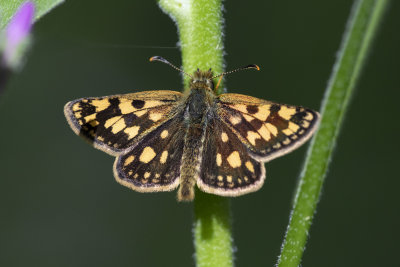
[
  {"xmin": 276, "ymin": 0, "xmax": 389, "ymax": 266},
  {"xmin": 158, "ymin": 0, "xmax": 232, "ymax": 266},
  {"xmin": 194, "ymin": 192, "xmax": 232, "ymax": 267},
  {"xmin": 158, "ymin": 0, "xmax": 224, "ymax": 93}
]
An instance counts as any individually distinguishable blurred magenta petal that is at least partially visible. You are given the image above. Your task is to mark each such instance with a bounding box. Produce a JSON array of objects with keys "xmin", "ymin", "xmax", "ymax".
[
  {"xmin": 6, "ymin": 2, "xmax": 35, "ymax": 46},
  {"xmin": 3, "ymin": 1, "xmax": 35, "ymax": 66}
]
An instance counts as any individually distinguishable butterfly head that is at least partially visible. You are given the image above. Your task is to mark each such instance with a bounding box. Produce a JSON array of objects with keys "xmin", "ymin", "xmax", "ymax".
[{"xmin": 190, "ymin": 69, "xmax": 215, "ymax": 91}]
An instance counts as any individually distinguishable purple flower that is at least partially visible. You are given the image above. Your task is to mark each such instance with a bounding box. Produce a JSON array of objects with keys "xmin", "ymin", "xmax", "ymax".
[{"xmin": 2, "ymin": 1, "xmax": 35, "ymax": 67}]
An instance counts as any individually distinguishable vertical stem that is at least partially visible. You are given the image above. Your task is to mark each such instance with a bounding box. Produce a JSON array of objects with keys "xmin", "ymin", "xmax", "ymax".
[
  {"xmin": 194, "ymin": 192, "xmax": 232, "ymax": 267},
  {"xmin": 277, "ymin": 0, "xmax": 389, "ymax": 266},
  {"xmin": 158, "ymin": 0, "xmax": 232, "ymax": 266},
  {"xmin": 159, "ymin": 0, "xmax": 224, "ymax": 92}
]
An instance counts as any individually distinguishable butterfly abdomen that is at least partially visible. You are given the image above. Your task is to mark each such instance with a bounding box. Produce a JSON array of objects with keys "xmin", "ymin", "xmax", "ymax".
[{"xmin": 178, "ymin": 125, "xmax": 205, "ymax": 201}]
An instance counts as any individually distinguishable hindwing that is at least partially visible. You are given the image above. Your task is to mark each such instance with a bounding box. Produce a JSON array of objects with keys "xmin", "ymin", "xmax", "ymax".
[
  {"xmin": 198, "ymin": 117, "xmax": 265, "ymax": 196},
  {"xmin": 114, "ymin": 113, "xmax": 185, "ymax": 192}
]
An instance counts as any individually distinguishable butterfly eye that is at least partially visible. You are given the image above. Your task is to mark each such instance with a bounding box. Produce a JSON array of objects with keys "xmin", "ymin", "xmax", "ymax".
[{"xmin": 206, "ymin": 79, "xmax": 214, "ymax": 90}]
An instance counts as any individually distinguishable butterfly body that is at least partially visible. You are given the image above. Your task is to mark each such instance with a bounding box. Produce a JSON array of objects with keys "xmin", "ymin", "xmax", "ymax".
[
  {"xmin": 64, "ymin": 67, "xmax": 320, "ymax": 201},
  {"xmin": 179, "ymin": 71, "xmax": 220, "ymax": 201}
]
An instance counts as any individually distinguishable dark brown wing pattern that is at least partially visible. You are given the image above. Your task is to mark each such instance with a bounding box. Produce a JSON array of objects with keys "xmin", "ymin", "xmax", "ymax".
[
  {"xmin": 217, "ymin": 93, "xmax": 320, "ymax": 161},
  {"xmin": 196, "ymin": 93, "xmax": 319, "ymax": 196},
  {"xmin": 114, "ymin": 112, "xmax": 186, "ymax": 192},
  {"xmin": 64, "ymin": 90, "xmax": 183, "ymax": 156},
  {"xmin": 198, "ymin": 117, "xmax": 265, "ymax": 196}
]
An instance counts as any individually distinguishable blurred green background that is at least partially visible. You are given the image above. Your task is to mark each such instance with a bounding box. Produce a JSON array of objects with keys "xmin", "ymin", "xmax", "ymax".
[{"xmin": 1, "ymin": 0, "xmax": 399, "ymax": 266}]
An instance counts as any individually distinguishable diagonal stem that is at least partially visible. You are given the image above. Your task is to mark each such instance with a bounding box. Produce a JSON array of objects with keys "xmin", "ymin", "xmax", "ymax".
[{"xmin": 276, "ymin": 0, "xmax": 389, "ymax": 266}]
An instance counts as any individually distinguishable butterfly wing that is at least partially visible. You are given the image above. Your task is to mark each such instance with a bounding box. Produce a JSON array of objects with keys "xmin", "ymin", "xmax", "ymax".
[
  {"xmin": 64, "ymin": 90, "xmax": 183, "ymax": 156},
  {"xmin": 197, "ymin": 93, "xmax": 319, "ymax": 196},
  {"xmin": 217, "ymin": 93, "xmax": 320, "ymax": 161},
  {"xmin": 114, "ymin": 112, "xmax": 185, "ymax": 192},
  {"xmin": 198, "ymin": 118, "xmax": 265, "ymax": 196}
]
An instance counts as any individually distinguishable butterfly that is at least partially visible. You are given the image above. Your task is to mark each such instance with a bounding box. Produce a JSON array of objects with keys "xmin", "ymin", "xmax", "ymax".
[{"xmin": 64, "ymin": 56, "xmax": 320, "ymax": 201}]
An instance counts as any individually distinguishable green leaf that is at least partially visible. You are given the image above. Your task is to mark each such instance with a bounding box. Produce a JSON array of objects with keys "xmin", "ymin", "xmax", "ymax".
[
  {"xmin": 0, "ymin": 0, "xmax": 64, "ymax": 30},
  {"xmin": 277, "ymin": 0, "xmax": 389, "ymax": 266}
]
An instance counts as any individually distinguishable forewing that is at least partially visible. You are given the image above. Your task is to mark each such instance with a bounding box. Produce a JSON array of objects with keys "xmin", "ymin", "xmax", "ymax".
[
  {"xmin": 198, "ymin": 118, "xmax": 265, "ymax": 196},
  {"xmin": 217, "ymin": 93, "xmax": 320, "ymax": 161},
  {"xmin": 64, "ymin": 90, "xmax": 183, "ymax": 156},
  {"xmin": 114, "ymin": 113, "xmax": 185, "ymax": 192}
]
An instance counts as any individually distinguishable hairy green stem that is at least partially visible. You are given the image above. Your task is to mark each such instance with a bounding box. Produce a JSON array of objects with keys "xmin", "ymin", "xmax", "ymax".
[
  {"xmin": 277, "ymin": 0, "xmax": 389, "ymax": 266},
  {"xmin": 194, "ymin": 192, "xmax": 232, "ymax": 267},
  {"xmin": 158, "ymin": 0, "xmax": 224, "ymax": 93},
  {"xmin": 158, "ymin": 0, "xmax": 232, "ymax": 266}
]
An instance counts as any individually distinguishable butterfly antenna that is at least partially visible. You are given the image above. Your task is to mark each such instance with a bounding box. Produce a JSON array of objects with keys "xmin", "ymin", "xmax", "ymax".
[
  {"xmin": 213, "ymin": 64, "xmax": 260, "ymax": 90},
  {"xmin": 212, "ymin": 64, "xmax": 260, "ymax": 80},
  {"xmin": 149, "ymin": 56, "xmax": 193, "ymax": 78}
]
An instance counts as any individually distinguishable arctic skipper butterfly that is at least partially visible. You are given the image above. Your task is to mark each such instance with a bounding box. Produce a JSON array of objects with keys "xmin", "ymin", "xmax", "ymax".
[{"xmin": 64, "ymin": 56, "xmax": 320, "ymax": 201}]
